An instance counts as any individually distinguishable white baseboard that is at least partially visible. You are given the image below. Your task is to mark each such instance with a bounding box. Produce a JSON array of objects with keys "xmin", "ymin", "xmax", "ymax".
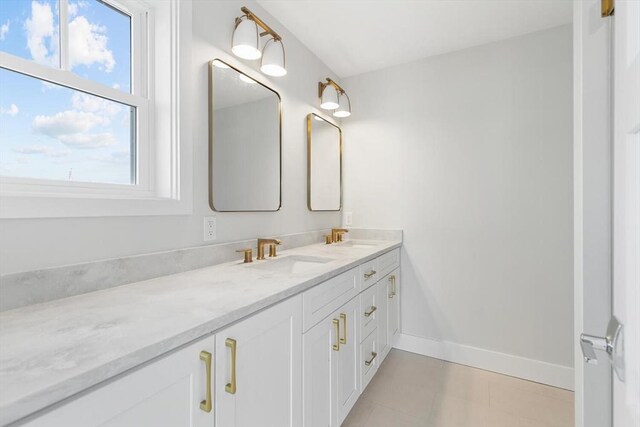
[{"xmin": 393, "ymin": 333, "xmax": 574, "ymax": 391}]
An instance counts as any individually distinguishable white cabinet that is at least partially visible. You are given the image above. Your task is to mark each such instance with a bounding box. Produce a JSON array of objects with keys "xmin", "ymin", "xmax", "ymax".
[
  {"xmin": 336, "ymin": 297, "xmax": 359, "ymax": 424},
  {"xmin": 303, "ymin": 314, "xmax": 339, "ymax": 427},
  {"xmin": 378, "ymin": 268, "xmax": 400, "ymax": 362},
  {"xmin": 25, "ymin": 336, "xmax": 216, "ymax": 427},
  {"xmin": 302, "ymin": 296, "xmax": 359, "ymax": 427},
  {"xmin": 215, "ymin": 295, "xmax": 302, "ymax": 427}
]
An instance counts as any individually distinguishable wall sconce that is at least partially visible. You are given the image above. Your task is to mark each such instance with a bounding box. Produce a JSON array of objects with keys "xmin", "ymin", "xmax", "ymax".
[
  {"xmin": 231, "ymin": 6, "xmax": 287, "ymax": 77},
  {"xmin": 318, "ymin": 78, "xmax": 351, "ymax": 118}
]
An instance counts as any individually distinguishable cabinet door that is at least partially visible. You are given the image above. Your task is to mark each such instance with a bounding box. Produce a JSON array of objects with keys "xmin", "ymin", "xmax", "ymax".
[
  {"xmin": 387, "ymin": 269, "xmax": 400, "ymax": 346},
  {"xmin": 336, "ymin": 297, "xmax": 360, "ymax": 425},
  {"xmin": 303, "ymin": 314, "xmax": 339, "ymax": 427},
  {"xmin": 216, "ymin": 296, "xmax": 302, "ymax": 427},
  {"xmin": 25, "ymin": 336, "xmax": 215, "ymax": 427},
  {"xmin": 377, "ymin": 278, "xmax": 390, "ymax": 361}
]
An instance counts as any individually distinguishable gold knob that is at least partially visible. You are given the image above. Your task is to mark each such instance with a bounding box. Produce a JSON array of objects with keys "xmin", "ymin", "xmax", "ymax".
[
  {"xmin": 236, "ymin": 249, "xmax": 253, "ymax": 263},
  {"xmin": 269, "ymin": 243, "xmax": 278, "ymax": 257}
]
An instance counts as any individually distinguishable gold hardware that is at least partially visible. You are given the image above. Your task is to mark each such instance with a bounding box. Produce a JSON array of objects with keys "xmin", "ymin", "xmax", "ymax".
[
  {"xmin": 331, "ymin": 228, "xmax": 349, "ymax": 243},
  {"xmin": 364, "ymin": 269, "xmax": 377, "ymax": 279},
  {"xmin": 364, "ymin": 352, "xmax": 378, "ymax": 367},
  {"xmin": 318, "ymin": 78, "xmax": 347, "ymax": 98},
  {"xmin": 364, "ymin": 306, "xmax": 377, "ymax": 317},
  {"xmin": 257, "ymin": 238, "xmax": 281, "ymax": 260},
  {"xmin": 268, "ymin": 243, "xmax": 278, "ymax": 258},
  {"xmin": 199, "ymin": 351, "xmax": 213, "ymax": 413},
  {"xmin": 307, "ymin": 114, "xmax": 343, "ymax": 211},
  {"xmin": 238, "ymin": 6, "xmax": 282, "ymax": 41},
  {"xmin": 225, "ymin": 338, "xmax": 237, "ymax": 394},
  {"xmin": 601, "ymin": 0, "xmax": 614, "ymax": 17},
  {"xmin": 325, "ymin": 235, "xmax": 333, "ymax": 244},
  {"xmin": 332, "ymin": 319, "xmax": 340, "ymax": 351},
  {"xmin": 236, "ymin": 248, "xmax": 253, "ymax": 263},
  {"xmin": 339, "ymin": 313, "xmax": 347, "ymax": 345},
  {"xmin": 389, "ymin": 275, "xmax": 396, "ymax": 298}
]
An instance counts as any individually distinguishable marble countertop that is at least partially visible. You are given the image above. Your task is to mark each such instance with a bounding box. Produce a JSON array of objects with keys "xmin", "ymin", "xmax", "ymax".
[{"xmin": 0, "ymin": 239, "xmax": 401, "ymax": 425}]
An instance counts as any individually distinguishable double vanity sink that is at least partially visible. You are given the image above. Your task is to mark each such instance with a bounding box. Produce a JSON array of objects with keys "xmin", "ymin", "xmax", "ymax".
[{"xmin": 0, "ymin": 236, "xmax": 401, "ymax": 426}]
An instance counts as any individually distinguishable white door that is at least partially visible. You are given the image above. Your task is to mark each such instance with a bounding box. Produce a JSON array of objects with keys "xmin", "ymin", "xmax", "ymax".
[
  {"xmin": 25, "ymin": 336, "xmax": 216, "ymax": 427},
  {"xmin": 387, "ymin": 270, "xmax": 400, "ymax": 345},
  {"xmin": 377, "ymin": 278, "xmax": 390, "ymax": 361},
  {"xmin": 336, "ymin": 297, "xmax": 359, "ymax": 425},
  {"xmin": 612, "ymin": 1, "xmax": 640, "ymax": 425},
  {"xmin": 302, "ymin": 314, "xmax": 339, "ymax": 427},
  {"xmin": 215, "ymin": 296, "xmax": 302, "ymax": 427}
]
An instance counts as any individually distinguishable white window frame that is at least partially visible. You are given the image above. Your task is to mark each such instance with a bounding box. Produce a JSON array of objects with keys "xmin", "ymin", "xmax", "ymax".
[{"xmin": 0, "ymin": 0, "xmax": 192, "ymax": 218}]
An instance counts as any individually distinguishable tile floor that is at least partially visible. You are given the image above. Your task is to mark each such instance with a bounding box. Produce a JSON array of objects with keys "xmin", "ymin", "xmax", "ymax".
[{"xmin": 343, "ymin": 349, "xmax": 574, "ymax": 427}]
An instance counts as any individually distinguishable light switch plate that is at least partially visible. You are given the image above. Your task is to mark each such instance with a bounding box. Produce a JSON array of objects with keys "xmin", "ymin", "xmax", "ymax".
[
  {"xmin": 344, "ymin": 212, "xmax": 353, "ymax": 226},
  {"xmin": 204, "ymin": 216, "xmax": 216, "ymax": 241}
]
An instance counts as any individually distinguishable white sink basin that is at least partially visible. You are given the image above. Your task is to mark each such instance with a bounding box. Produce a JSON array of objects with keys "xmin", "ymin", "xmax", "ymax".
[
  {"xmin": 249, "ymin": 255, "xmax": 334, "ymax": 274},
  {"xmin": 336, "ymin": 241, "xmax": 379, "ymax": 249}
]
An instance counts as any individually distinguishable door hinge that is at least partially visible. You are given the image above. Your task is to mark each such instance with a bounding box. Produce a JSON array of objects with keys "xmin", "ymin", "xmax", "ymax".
[{"xmin": 602, "ymin": 0, "xmax": 615, "ymax": 17}]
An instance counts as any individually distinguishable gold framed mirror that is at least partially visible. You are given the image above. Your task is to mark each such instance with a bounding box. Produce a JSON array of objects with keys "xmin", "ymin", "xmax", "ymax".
[
  {"xmin": 209, "ymin": 59, "xmax": 282, "ymax": 212},
  {"xmin": 307, "ymin": 113, "xmax": 342, "ymax": 211}
]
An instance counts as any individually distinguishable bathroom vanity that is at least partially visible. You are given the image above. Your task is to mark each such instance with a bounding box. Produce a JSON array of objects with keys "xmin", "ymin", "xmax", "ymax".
[{"xmin": 0, "ymin": 238, "xmax": 401, "ymax": 427}]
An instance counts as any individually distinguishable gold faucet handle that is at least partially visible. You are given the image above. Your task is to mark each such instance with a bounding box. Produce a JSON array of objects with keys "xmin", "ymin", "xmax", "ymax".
[
  {"xmin": 325, "ymin": 235, "xmax": 333, "ymax": 245},
  {"xmin": 236, "ymin": 249, "xmax": 253, "ymax": 263},
  {"xmin": 268, "ymin": 243, "xmax": 278, "ymax": 257}
]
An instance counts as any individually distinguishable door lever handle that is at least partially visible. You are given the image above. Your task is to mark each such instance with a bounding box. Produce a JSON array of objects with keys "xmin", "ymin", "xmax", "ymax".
[
  {"xmin": 579, "ymin": 316, "xmax": 625, "ymax": 381},
  {"xmin": 579, "ymin": 334, "xmax": 605, "ymax": 364}
]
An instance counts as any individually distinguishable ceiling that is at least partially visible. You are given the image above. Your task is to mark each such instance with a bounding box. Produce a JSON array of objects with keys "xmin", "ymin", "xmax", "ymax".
[{"xmin": 257, "ymin": 0, "xmax": 573, "ymax": 78}]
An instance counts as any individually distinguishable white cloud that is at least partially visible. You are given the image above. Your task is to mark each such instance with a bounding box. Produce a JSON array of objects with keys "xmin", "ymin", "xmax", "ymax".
[
  {"xmin": 71, "ymin": 92, "xmax": 121, "ymax": 116},
  {"xmin": 0, "ymin": 20, "xmax": 9, "ymax": 40},
  {"xmin": 13, "ymin": 145, "xmax": 70, "ymax": 157},
  {"xmin": 33, "ymin": 110, "xmax": 110, "ymax": 136},
  {"xmin": 58, "ymin": 132, "xmax": 116, "ymax": 148},
  {"xmin": 89, "ymin": 150, "xmax": 130, "ymax": 164},
  {"xmin": 69, "ymin": 16, "xmax": 115, "ymax": 72},
  {"xmin": 24, "ymin": 1, "xmax": 58, "ymax": 66},
  {"xmin": 67, "ymin": 1, "xmax": 88, "ymax": 18},
  {"xmin": 0, "ymin": 104, "xmax": 19, "ymax": 116}
]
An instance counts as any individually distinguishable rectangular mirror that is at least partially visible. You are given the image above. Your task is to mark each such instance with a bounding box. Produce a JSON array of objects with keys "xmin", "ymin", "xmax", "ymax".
[
  {"xmin": 307, "ymin": 113, "xmax": 342, "ymax": 211},
  {"xmin": 209, "ymin": 59, "xmax": 281, "ymax": 212}
]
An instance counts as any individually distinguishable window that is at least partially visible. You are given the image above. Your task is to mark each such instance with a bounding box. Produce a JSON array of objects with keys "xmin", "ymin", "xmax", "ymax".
[{"xmin": 0, "ymin": 0, "xmax": 190, "ymax": 217}]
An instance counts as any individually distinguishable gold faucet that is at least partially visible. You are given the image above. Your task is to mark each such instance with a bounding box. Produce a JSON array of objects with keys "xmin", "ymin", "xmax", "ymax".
[
  {"xmin": 257, "ymin": 238, "xmax": 281, "ymax": 260},
  {"xmin": 331, "ymin": 228, "xmax": 349, "ymax": 243}
]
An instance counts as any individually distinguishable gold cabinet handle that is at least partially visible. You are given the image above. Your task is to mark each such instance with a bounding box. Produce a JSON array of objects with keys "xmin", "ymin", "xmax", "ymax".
[
  {"xmin": 364, "ymin": 306, "xmax": 377, "ymax": 317},
  {"xmin": 199, "ymin": 351, "xmax": 213, "ymax": 413},
  {"xmin": 332, "ymin": 319, "xmax": 340, "ymax": 351},
  {"xmin": 364, "ymin": 351, "xmax": 378, "ymax": 367},
  {"xmin": 364, "ymin": 270, "xmax": 377, "ymax": 279},
  {"xmin": 225, "ymin": 338, "xmax": 237, "ymax": 394},
  {"xmin": 339, "ymin": 313, "xmax": 347, "ymax": 344},
  {"xmin": 388, "ymin": 275, "xmax": 396, "ymax": 298}
]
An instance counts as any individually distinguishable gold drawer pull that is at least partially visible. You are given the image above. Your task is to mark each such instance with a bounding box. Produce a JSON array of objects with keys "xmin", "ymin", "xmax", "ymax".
[
  {"xmin": 364, "ymin": 270, "xmax": 377, "ymax": 279},
  {"xmin": 225, "ymin": 338, "xmax": 237, "ymax": 394},
  {"xmin": 388, "ymin": 275, "xmax": 396, "ymax": 298},
  {"xmin": 332, "ymin": 319, "xmax": 340, "ymax": 351},
  {"xmin": 364, "ymin": 306, "xmax": 377, "ymax": 317},
  {"xmin": 199, "ymin": 351, "xmax": 213, "ymax": 413},
  {"xmin": 339, "ymin": 313, "xmax": 347, "ymax": 344},
  {"xmin": 365, "ymin": 352, "xmax": 378, "ymax": 367}
]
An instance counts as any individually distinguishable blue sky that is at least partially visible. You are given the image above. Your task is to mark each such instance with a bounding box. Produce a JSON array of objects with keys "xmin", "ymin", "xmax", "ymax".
[{"xmin": 0, "ymin": 0, "xmax": 134, "ymax": 184}]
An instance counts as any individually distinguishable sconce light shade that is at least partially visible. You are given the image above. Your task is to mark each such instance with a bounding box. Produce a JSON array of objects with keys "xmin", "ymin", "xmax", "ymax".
[
  {"xmin": 232, "ymin": 17, "xmax": 262, "ymax": 60},
  {"xmin": 333, "ymin": 93, "xmax": 351, "ymax": 117},
  {"xmin": 320, "ymin": 84, "xmax": 339, "ymax": 110},
  {"xmin": 261, "ymin": 39, "xmax": 287, "ymax": 77}
]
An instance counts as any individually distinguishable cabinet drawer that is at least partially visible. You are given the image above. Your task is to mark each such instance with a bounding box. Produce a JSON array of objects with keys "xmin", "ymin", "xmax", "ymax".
[
  {"xmin": 376, "ymin": 248, "xmax": 400, "ymax": 279},
  {"xmin": 359, "ymin": 284, "xmax": 379, "ymax": 343},
  {"xmin": 359, "ymin": 329, "xmax": 378, "ymax": 392},
  {"xmin": 303, "ymin": 268, "xmax": 358, "ymax": 332},
  {"xmin": 359, "ymin": 259, "xmax": 378, "ymax": 291}
]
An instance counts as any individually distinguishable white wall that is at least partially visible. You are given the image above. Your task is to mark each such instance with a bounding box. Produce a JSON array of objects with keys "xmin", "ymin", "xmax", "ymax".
[
  {"xmin": 343, "ymin": 26, "xmax": 574, "ymax": 370},
  {"xmin": 0, "ymin": 0, "xmax": 341, "ymax": 274}
]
